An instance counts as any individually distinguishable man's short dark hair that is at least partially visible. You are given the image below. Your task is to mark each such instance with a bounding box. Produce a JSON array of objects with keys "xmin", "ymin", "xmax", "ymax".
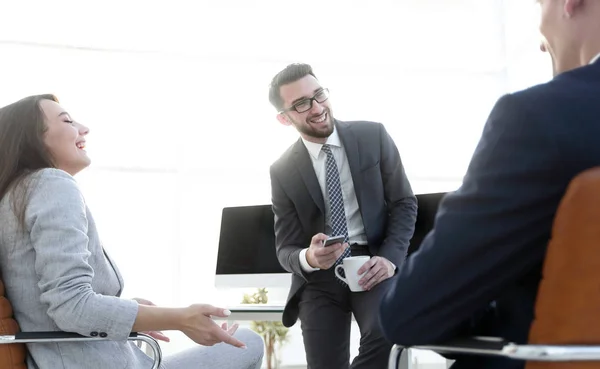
[{"xmin": 268, "ymin": 63, "xmax": 317, "ymax": 111}]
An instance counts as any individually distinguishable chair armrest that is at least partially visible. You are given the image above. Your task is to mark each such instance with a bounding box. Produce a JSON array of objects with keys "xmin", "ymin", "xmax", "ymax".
[
  {"xmin": 0, "ymin": 331, "xmax": 162, "ymax": 369},
  {"xmin": 388, "ymin": 344, "xmax": 404, "ymax": 369},
  {"xmin": 395, "ymin": 336, "xmax": 600, "ymax": 362},
  {"xmin": 415, "ymin": 336, "xmax": 510, "ymax": 356},
  {"xmin": 503, "ymin": 344, "xmax": 600, "ymax": 361},
  {"xmin": 12, "ymin": 331, "xmax": 138, "ymax": 341}
]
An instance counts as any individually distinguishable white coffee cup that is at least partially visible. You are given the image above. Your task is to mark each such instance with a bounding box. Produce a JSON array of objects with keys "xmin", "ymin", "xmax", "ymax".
[{"xmin": 334, "ymin": 256, "xmax": 371, "ymax": 292}]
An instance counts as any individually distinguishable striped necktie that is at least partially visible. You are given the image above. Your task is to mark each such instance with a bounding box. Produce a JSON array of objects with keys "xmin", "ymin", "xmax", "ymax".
[{"xmin": 322, "ymin": 144, "xmax": 352, "ymax": 266}]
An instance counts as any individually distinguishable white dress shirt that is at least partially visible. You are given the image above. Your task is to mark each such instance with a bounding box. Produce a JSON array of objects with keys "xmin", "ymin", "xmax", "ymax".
[
  {"xmin": 299, "ymin": 127, "xmax": 368, "ymax": 272},
  {"xmin": 591, "ymin": 53, "xmax": 600, "ymax": 65}
]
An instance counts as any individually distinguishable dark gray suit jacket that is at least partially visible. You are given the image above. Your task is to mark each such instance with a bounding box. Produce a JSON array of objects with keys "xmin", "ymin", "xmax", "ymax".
[{"xmin": 270, "ymin": 120, "xmax": 417, "ymax": 326}]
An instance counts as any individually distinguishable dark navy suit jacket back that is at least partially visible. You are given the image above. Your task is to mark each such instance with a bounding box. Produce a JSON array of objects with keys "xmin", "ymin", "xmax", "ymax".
[{"xmin": 380, "ymin": 61, "xmax": 600, "ymax": 369}]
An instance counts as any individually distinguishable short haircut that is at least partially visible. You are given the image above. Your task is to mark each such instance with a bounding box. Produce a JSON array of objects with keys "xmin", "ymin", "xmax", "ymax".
[{"xmin": 268, "ymin": 63, "xmax": 317, "ymax": 111}]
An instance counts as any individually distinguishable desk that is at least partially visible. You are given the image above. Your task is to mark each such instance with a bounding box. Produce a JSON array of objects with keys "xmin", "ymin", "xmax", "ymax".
[
  {"xmin": 228, "ymin": 305, "xmax": 284, "ymax": 321},
  {"xmin": 226, "ymin": 307, "xmax": 450, "ymax": 369},
  {"xmin": 227, "ymin": 305, "xmax": 357, "ymax": 322}
]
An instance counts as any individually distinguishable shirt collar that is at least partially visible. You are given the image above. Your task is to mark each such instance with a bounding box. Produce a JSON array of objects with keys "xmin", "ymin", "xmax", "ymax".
[
  {"xmin": 301, "ymin": 126, "xmax": 342, "ymax": 160},
  {"xmin": 591, "ymin": 53, "xmax": 600, "ymax": 65}
]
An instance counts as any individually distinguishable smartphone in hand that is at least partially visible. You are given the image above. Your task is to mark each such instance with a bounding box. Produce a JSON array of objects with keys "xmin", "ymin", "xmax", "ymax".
[{"xmin": 323, "ymin": 235, "xmax": 345, "ymax": 247}]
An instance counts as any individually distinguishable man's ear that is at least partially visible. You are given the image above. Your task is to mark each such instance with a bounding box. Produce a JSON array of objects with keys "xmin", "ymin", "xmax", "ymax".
[
  {"xmin": 564, "ymin": 0, "xmax": 583, "ymax": 18},
  {"xmin": 277, "ymin": 113, "xmax": 292, "ymax": 126}
]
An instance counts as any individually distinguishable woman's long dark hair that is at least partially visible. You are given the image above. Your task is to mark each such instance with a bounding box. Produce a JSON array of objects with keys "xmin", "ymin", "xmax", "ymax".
[{"xmin": 0, "ymin": 94, "xmax": 59, "ymax": 226}]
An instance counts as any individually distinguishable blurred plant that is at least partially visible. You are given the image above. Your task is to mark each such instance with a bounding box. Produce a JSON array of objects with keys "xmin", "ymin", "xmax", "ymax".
[{"xmin": 242, "ymin": 288, "xmax": 289, "ymax": 369}]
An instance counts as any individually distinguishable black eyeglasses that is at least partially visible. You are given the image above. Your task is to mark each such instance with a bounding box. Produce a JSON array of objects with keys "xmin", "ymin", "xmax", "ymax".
[{"xmin": 279, "ymin": 88, "xmax": 330, "ymax": 114}]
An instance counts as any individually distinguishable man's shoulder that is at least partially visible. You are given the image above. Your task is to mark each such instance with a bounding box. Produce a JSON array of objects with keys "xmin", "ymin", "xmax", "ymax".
[
  {"xmin": 337, "ymin": 120, "xmax": 386, "ymax": 143},
  {"xmin": 508, "ymin": 79, "xmax": 561, "ymax": 107},
  {"xmin": 509, "ymin": 63, "xmax": 600, "ymax": 110},
  {"xmin": 483, "ymin": 65, "xmax": 600, "ymax": 148},
  {"xmin": 338, "ymin": 120, "xmax": 383, "ymax": 131},
  {"xmin": 270, "ymin": 140, "xmax": 300, "ymax": 174}
]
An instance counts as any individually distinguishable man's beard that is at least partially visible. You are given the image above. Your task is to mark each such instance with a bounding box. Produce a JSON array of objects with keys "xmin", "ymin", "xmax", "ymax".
[{"xmin": 293, "ymin": 108, "xmax": 334, "ymax": 139}]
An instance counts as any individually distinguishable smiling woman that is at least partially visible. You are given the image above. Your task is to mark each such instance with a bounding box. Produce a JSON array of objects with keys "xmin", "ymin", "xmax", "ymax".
[
  {"xmin": 0, "ymin": 95, "xmax": 91, "ymax": 225},
  {"xmin": 0, "ymin": 95, "xmax": 265, "ymax": 369},
  {"xmin": 39, "ymin": 98, "xmax": 91, "ymax": 176}
]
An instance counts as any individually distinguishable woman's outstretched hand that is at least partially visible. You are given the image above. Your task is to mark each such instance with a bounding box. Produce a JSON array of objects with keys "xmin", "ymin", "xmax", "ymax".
[{"xmin": 180, "ymin": 304, "xmax": 246, "ymax": 349}]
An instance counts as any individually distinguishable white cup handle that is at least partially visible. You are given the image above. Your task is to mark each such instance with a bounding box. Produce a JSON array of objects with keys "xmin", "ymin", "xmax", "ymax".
[{"xmin": 334, "ymin": 265, "xmax": 347, "ymax": 284}]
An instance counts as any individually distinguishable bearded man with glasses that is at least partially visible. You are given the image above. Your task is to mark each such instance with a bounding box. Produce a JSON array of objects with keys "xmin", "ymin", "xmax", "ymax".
[{"xmin": 268, "ymin": 63, "xmax": 417, "ymax": 369}]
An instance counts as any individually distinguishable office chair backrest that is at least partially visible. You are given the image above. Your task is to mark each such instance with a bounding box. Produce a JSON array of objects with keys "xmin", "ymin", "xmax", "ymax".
[
  {"xmin": 526, "ymin": 167, "xmax": 600, "ymax": 369},
  {"xmin": 0, "ymin": 279, "xmax": 26, "ymax": 369}
]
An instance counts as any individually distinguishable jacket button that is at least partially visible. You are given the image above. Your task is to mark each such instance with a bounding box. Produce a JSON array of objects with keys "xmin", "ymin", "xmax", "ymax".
[
  {"xmin": 99, "ymin": 332, "xmax": 107, "ymax": 338},
  {"xmin": 90, "ymin": 331, "xmax": 98, "ymax": 337}
]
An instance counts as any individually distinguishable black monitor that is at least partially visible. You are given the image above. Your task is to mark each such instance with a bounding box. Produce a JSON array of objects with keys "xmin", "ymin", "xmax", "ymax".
[
  {"xmin": 214, "ymin": 192, "xmax": 446, "ymax": 287},
  {"xmin": 215, "ymin": 205, "xmax": 289, "ymax": 288},
  {"xmin": 407, "ymin": 192, "xmax": 446, "ymax": 256},
  {"xmin": 216, "ymin": 204, "xmax": 285, "ymax": 275}
]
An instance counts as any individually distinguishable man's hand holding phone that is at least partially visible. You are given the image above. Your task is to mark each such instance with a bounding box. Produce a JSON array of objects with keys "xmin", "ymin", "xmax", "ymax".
[{"xmin": 306, "ymin": 233, "xmax": 348, "ymax": 270}]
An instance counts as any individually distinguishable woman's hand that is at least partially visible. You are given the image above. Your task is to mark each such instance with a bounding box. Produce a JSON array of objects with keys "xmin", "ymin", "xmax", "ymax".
[
  {"xmin": 132, "ymin": 298, "xmax": 170, "ymax": 342},
  {"xmin": 180, "ymin": 304, "xmax": 246, "ymax": 349}
]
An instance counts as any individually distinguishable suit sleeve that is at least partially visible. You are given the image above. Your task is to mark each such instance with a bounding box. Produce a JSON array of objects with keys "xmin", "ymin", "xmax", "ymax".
[
  {"xmin": 26, "ymin": 169, "xmax": 138, "ymax": 340},
  {"xmin": 377, "ymin": 123, "xmax": 418, "ymax": 267},
  {"xmin": 380, "ymin": 94, "xmax": 564, "ymax": 345},
  {"xmin": 270, "ymin": 166, "xmax": 310, "ymax": 280}
]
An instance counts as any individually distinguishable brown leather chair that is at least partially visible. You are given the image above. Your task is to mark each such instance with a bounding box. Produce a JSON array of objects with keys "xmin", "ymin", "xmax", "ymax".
[
  {"xmin": 389, "ymin": 167, "xmax": 600, "ymax": 368},
  {"xmin": 0, "ymin": 279, "xmax": 162, "ymax": 369}
]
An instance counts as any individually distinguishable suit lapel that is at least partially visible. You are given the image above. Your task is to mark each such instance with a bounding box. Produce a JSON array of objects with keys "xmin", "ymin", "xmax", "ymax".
[
  {"xmin": 292, "ymin": 139, "xmax": 325, "ymax": 214},
  {"xmin": 337, "ymin": 121, "xmax": 364, "ymax": 208}
]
